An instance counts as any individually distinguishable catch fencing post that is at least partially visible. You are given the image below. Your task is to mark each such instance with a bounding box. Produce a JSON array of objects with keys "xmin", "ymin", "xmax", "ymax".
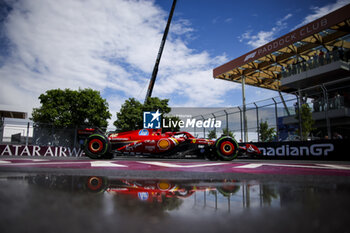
[
  {"xmin": 26, "ymin": 122, "xmax": 30, "ymax": 146},
  {"xmin": 254, "ymin": 103, "xmax": 259, "ymax": 142},
  {"xmin": 321, "ymin": 84, "xmax": 331, "ymax": 139},
  {"xmin": 272, "ymin": 98, "xmax": 279, "ymax": 141},
  {"xmin": 212, "ymin": 113, "xmax": 216, "ymax": 135},
  {"xmin": 223, "ymin": 110, "xmax": 229, "ymax": 134},
  {"xmin": 237, "ymin": 107, "xmax": 243, "ymax": 141},
  {"xmin": 201, "ymin": 115, "xmax": 205, "ymax": 138}
]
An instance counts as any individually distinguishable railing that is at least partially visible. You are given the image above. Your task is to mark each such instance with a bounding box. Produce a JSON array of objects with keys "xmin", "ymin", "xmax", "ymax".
[
  {"xmin": 281, "ymin": 48, "xmax": 349, "ymax": 78},
  {"xmin": 0, "ymin": 122, "xmax": 96, "ymax": 148},
  {"xmin": 189, "ymin": 83, "xmax": 349, "ymax": 141},
  {"xmin": 1, "ymin": 82, "xmax": 349, "ymax": 146}
]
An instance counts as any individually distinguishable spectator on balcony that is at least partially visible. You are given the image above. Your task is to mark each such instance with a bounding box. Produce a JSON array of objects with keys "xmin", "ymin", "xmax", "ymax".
[
  {"xmin": 292, "ymin": 62, "xmax": 297, "ymax": 75},
  {"xmin": 307, "ymin": 57, "xmax": 313, "ymax": 70},
  {"xmin": 281, "ymin": 65, "xmax": 286, "ymax": 78},
  {"xmin": 312, "ymin": 97, "xmax": 320, "ymax": 112},
  {"xmin": 312, "ymin": 53, "xmax": 318, "ymax": 68},
  {"xmin": 319, "ymin": 97, "xmax": 325, "ymax": 111},
  {"xmin": 296, "ymin": 61, "xmax": 301, "ymax": 74},
  {"xmin": 334, "ymin": 92, "xmax": 342, "ymax": 109},
  {"xmin": 325, "ymin": 50, "xmax": 331, "ymax": 64},
  {"xmin": 286, "ymin": 64, "xmax": 291, "ymax": 77},
  {"xmin": 302, "ymin": 60, "xmax": 307, "ymax": 71},
  {"xmin": 319, "ymin": 50, "xmax": 325, "ymax": 65}
]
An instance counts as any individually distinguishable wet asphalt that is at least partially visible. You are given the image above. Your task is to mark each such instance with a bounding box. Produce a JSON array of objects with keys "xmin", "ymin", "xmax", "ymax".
[{"xmin": 0, "ymin": 157, "xmax": 350, "ymax": 233}]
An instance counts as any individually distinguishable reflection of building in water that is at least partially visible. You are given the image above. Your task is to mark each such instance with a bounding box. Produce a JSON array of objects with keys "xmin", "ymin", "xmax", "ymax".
[
  {"xmin": 24, "ymin": 174, "xmax": 350, "ymax": 215},
  {"xmin": 3, "ymin": 173, "xmax": 350, "ymax": 233},
  {"xmin": 190, "ymin": 181, "xmax": 279, "ymax": 213},
  {"xmin": 25, "ymin": 174, "xmax": 281, "ymax": 214}
]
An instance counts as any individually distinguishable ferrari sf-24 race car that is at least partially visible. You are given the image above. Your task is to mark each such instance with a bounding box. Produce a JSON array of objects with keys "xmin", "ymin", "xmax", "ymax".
[{"xmin": 84, "ymin": 129, "xmax": 261, "ymax": 161}]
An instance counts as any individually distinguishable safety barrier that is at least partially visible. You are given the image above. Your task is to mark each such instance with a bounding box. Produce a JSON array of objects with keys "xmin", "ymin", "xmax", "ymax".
[
  {"xmin": 0, "ymin": 144, "xmax": 85, "ymax": 157},
  {"xmin": 243, "ymin": 139, "xmax": 348, "ymax": 160}
]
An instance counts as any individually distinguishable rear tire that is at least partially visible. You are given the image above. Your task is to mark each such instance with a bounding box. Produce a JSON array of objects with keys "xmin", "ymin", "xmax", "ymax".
[
  {"xmin": 215, "ymin": 136, "xmax": 239, "ymax": 161},
  {"xmin": 86, "ymin": 176, "xmax": 107, "ymax": 193},
  {"xmin": 84, "ymin": 134, "xmax": 112, "ymax": 159}
]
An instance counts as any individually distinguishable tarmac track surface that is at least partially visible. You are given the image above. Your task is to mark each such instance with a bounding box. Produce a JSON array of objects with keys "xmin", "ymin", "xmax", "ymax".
[
  {"xmin": 1, "ymin": 156, "xmax": 350, "ymax": 233},
  {"xmin": 1, "ymin": 156, "xmax": 350, "ymax": 179}
]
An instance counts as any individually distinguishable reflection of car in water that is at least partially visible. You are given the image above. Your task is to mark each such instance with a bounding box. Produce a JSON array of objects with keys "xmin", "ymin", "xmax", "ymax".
[
  {"xmin": 86, "ymin": 176, "xmax": 241, "ymax": 203},
  {"xmin": 84, "ymin": 129, "xmax": 261, "ymax": 160},
  {"xmin": 26, "ymin": 174, "xmax": 241, "ymax": 203},
  {"xmin": 106, "ymin": 179, "xmax": 189, "ymax": 203}
]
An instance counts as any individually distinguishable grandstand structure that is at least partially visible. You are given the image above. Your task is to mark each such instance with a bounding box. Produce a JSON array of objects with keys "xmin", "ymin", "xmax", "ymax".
[{"xmin": 213, "ymin": 4, "xmax": 350, "ymax": 140}]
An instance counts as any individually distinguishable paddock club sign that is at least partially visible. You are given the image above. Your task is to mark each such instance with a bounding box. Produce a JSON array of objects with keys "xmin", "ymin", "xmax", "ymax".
[
  {"xmin": 250, "ymin": 140, "xmax": 348, "ymax": 160},
  {"xmin": 213, "ymin": 4, "xmax": 350, "ymax": 77}
]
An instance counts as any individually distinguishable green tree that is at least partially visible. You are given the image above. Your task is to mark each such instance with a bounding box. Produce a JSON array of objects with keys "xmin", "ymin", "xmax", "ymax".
[
  {"xmin": 208, "ymin": 129, "xmax": 217, "ymax": 139},
  {"xmin": 114, "ymin": 98, "xmax": 143, "ymax": 131},
  {"xmin": 221, "ymin": 128, "xmax": 235, "ymax": 138},
  {"xmin": 296, "ymin": 103, "xmax": 315, "ymax": 140},
  {"xmin": 259, "ymin": 121, "xmax": 276, "ymax": 142},
  {"xmin": 261, "ymin": 185, "xmax": 278, "ymax": 205},
  {"xmin": 144, "ymin": 97, "xmax": 171, "ymax": 114},
  {"xmin": 31, "ymin": 88, "xmax": 111, "ymax": 128},
  {"xmin": 114, "ymin": 97, "xmax": 179, "ymax": 132}
]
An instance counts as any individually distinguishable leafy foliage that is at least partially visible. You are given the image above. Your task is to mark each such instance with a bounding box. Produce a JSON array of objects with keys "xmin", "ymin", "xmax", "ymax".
[
  {"xmin": 144, "ymin": 97, "xmax": 171, "ymax": 114},
  {"xmin": 114, "ymin": 97, "xmax": 176, "ymax": 132},
  {"xmin": 31, "ymin": 88, "xmax": 111, "ymax": 128},
  {"xmin": 207, "ymin": 129, "xmax": 217, "ymax": 139},
  {"xmin": 295, "ymin": 103, "xmax": 315, "ymax": 140},
  {"xmin": 114, "ymin": 98, "xmax": 144, "ymax": 131},
  {"xmin": 259, "ymin": 121, "xmax": 276, "ymax": 142},
  {"xmin": 221, "ymin": 128, "xmax": 235, "ymax": 138}
]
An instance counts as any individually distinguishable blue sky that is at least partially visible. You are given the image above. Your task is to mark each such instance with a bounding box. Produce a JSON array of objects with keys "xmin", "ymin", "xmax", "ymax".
[{"xmin": 0, "ymin": 0, "xmax": 349, "ymax": 126}]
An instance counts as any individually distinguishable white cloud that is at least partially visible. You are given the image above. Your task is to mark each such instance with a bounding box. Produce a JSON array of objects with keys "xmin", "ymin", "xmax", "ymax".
[
  {"xmin": 292, "ymin": 0, "xmax": 350, "ymax": 29},
  {"xmin": 239, "ymin": 13, "xmax": 292, "ymax": 48},
  {"xmin": 239, "ymin": 0, "xmax": 350, "ymax": 49},
  {"xmin": 0, "ymin": 0, "xmax": 236, "ymax": 125}
]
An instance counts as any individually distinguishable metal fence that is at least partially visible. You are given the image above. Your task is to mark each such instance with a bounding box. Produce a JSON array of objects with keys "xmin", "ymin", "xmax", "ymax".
[
  {"xmin": 0, "ymin": 121, "xmax": 84, "ymax": 148},
  {"xmin": 1, "ymin": 79, "xmax": 349, "ymax": 147},
  {"xmin": 188, "ymin": 97, "xmax": 296, "ymax": 142},
  {"xmin": 190, "ymin": 81, "xmax": 350, "ymax": 141}
]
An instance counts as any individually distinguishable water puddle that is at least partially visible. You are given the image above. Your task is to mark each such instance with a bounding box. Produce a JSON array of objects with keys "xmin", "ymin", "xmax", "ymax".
[{"xmin": 0, "ymin": 173, "xmax": 349, "ymax": 233}]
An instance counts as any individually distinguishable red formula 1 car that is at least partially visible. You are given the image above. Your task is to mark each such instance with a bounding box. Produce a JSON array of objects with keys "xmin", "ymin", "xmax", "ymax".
[{"xmin": 84, "ymin": 129, "xmax": 260, "ymax": 161}]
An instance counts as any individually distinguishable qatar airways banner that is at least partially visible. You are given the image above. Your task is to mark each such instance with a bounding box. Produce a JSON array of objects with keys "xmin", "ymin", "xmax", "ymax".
[
  {"xmin": 251, "ymin": 139, "xmax": 348, "ymax": 160},
  {"xmin": 0, "ymin": 140, "xmax": 347, "ymax": 159},
  {"xmin": 0, "ymin": 144, "xmax": 85, "ymax": 157}
]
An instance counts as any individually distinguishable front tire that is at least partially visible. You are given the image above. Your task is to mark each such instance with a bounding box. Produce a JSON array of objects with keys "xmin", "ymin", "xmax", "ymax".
[
  {"xmin": 215, "ymin": 136, "xmax": 239, "ymax": 161},
  {"xmin": 84, "ymin": 134, "xmax": 112, "ymax": 159}
]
